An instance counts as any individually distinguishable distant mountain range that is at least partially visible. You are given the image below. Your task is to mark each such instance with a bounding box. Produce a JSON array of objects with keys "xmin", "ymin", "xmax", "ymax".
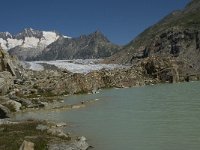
[
  {"xmin": 29, "ymin": 31, "xmax": 121, "ymax": 60},
  {"xmin": 0, "ymin": 28, "xmax": 121, "ymax": 60},
  {"xmin": 0, "ymin": 28, "xmax": 69, "ymax": 60}
]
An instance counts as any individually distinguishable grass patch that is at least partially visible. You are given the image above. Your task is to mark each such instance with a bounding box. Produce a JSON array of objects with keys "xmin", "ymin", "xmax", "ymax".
[{"xmin": 0, "ymin": 120, "xmax": 68, "ymax": 150}]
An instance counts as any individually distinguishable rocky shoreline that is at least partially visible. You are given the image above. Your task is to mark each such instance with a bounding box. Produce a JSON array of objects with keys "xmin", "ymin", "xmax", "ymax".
[{"xmin": 0, "ymin": 119, "xmax": 92, "ymax": 150}]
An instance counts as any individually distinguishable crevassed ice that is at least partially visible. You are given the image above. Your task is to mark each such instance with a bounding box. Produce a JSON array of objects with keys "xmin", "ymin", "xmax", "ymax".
[
  {"xmin": 27, "ymin": 62, "xmax": 44, "ymax": 71},
  {"xmin": 26, "ymin": 59, "xmax": 127, "ymax": 74}
]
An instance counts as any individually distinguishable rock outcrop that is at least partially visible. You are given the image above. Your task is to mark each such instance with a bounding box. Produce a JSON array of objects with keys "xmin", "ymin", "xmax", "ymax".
[
  {"xmin": 48, "ymin": 136, "xmax": 90, "ymax": 150},
  {"xmin": 0, "ymin": 71, "xmax": 14, "ymax": 96},
  {"xmin": 0, "ymin": 48, "xmax": 16, "ymax": 76},
  {"xmin": 139, "ymin": 57, "xmax": 184, "ymax": 83},
  {"xmin": 19, "ymin": 140, "xmax": 35, "ymax": 150},
  {"xmin": 17, "ymin": 66, "xmax": 147, "ymax": 96},
  {"xmin": 0, "ymin": 47, "xmax": 17, "ymax": 95}
]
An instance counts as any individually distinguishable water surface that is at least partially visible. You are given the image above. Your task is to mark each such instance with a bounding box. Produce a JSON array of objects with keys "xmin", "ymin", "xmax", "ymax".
[{"xmin": 15, "ymin": 82, "xmax": 200, "ymax": 150}]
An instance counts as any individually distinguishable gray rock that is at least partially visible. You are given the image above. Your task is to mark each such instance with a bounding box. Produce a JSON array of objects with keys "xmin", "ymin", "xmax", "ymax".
[
  {"xmin": 0, "ymin": 71, "xmax": 14, "ymax": 96},
  {"xmin": 14, "ymin": 98, "xmax": 33, "ymax": 108},
  {"xmin": 48, "ymin": 137, "xmax": 90, "ymax": 150},
  {"xmin": 0, "ymin": 104, "xmax": 10, "ymax": 118},
  {"xmin": 0, "ymin": 78, "xmax": 7, "ymax": 95},
  {"xmin": 4, "ymin": 100, "xmax": 22, "ymax": 112},
  {"xmin": 19, "ymin": 140, "xmax": 34, "ymax": 150},
  {"xmin": 56, "ymin": 122, "xmax": 67, "ymax": 127},
  {"xmin": 72, "ymin": 136, "xmax": 89, "ymax": 150},
  {"xmin": 40, "ymin": 102, "xmax": 49, "ymax": 107},
  {"xmin": 48, "ymin": 143, "xmax": 73, "ymax": 150},
  {"xmin": 47, "ymin": 128, "xmax": 69, "ymax": 139},
  {"xmin": 36, "ymin": 124, "xmax": 48, "ymax": 131},
  {"xmin": 0, "ymin": 49, "xmax": 16, "ymax": 76},
  {"xmin": 0, "ymin": 119, "xmax": 18, "ymax": 125}
]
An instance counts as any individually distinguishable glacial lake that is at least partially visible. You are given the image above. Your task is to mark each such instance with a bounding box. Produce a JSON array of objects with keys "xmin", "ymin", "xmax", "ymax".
[{"xmin": 15, "ymin": 81, "xmax": 200, "ymax": 150}]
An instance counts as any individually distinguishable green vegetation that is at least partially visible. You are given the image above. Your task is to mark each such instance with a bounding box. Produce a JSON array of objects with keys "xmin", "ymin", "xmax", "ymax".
[
  {"xmin": 0, "ymin": 121, "xmax": 48, "ymax": 150},
  {"xmin": 0, "ymin": 120, "xmax": 70, "ymax": 150}
]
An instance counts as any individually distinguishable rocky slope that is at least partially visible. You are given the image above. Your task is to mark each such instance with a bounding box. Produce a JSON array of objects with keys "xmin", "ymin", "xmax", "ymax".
[
  {"xmin": 0, "ymin": 47, "xmax": 18, "ymax": 96},
  {"xmin": 106, "ymin": 0, "xmax": 200, "ymax": 79},
  {"xmin": 29, "ymin": 31, "xmax": 121, "ymax": 60},
  {"xmin": 0, "ymin": 28, "xmax": 68, "ymax": 60}
]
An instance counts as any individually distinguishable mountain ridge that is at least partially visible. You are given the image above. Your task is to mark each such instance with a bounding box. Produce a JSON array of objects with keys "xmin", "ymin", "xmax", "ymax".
[
  {"xmin": 106, "ymin": 0, "xmax": 200, "ymax": 65},
  {"xmin": 27, "ymin": 30, "xmax": 121, "ymax": 60},
  {"xmin": 0, "ymin": 28, "xmax": 120, "ymax": 61},
  {"xmin": 0, "ymin": 28, "xmax": 71, "ymax": 60}
]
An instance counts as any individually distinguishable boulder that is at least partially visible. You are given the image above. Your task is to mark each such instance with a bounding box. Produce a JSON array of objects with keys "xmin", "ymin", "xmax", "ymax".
[
  {"xmin": 0, "ymin": 104, "xmax": 10, "ymax": 119},
  {"xmin": 72, "ymin": 136, "xmax": 89, "ymax": 150},
  {"xmin": 56, "ymin": 122, "xmax": 67, "ymax": 127},
  {"xmin": 4, "ymin": 100, "xmax": 22, "ymax": 112},
  {"xmin": 10, "ymin": 97, "xmax": 33, "ymax": 108},
  {"xmin": 48, "ymin": 136, "xmax": 90, "ymax": 150},
  {"xmin": 36, "ymin": 124, "xmax": 48, "ymax": 131},
  {"xmin": 48, "ymin": 143, "xmax": 74, "ymax": 150},
  {"xmin": 47, "ymin": 128, "xmax": 69, "ymax": 139},
  {"xmin": 19, "ymin": 140, "xmax": 34, "ymax": 150}
]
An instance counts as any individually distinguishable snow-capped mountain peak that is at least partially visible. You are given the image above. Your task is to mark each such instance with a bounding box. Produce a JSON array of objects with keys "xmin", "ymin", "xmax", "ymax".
[
  {"xmin": 0, "ymin": 28, "xmax": 71, "ymax": 50},
  {"xmin": 0, "ymin": 28, "xmax": 71, "ymax": 60},
  {"xmin": 40, "ymin": 31, "xmax": 60, "ymax": 46},
  {"xmin": 0, "ymin": 32, "xmax": 12, "ymax": 40}
]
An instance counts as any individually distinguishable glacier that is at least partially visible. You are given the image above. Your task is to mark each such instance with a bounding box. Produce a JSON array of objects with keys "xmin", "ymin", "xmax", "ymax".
[{"xmin": 26, "ymin": 59, "xmax": 128, "ymax": 74}]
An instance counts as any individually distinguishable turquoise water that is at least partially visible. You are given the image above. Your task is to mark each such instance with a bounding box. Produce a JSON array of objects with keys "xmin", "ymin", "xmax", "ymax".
[{"xmin": 15, "ymin": 82, "xmax": 200, "ymax": 150}]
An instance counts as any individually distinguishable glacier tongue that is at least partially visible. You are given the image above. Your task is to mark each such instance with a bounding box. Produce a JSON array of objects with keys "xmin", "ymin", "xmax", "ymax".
[
  {"xmin": 27, "ymin": 62, "xmax": 44, "ymax": 71},
  {"xmin": 26, "ymin": 59, "xmax": 127, "ymax": 74}
]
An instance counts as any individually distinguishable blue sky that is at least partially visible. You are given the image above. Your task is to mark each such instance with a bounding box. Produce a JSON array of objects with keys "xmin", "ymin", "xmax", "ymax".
[{"xmin": 0, "ymin": 0, "xmax": 190, "ymax": 45}]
